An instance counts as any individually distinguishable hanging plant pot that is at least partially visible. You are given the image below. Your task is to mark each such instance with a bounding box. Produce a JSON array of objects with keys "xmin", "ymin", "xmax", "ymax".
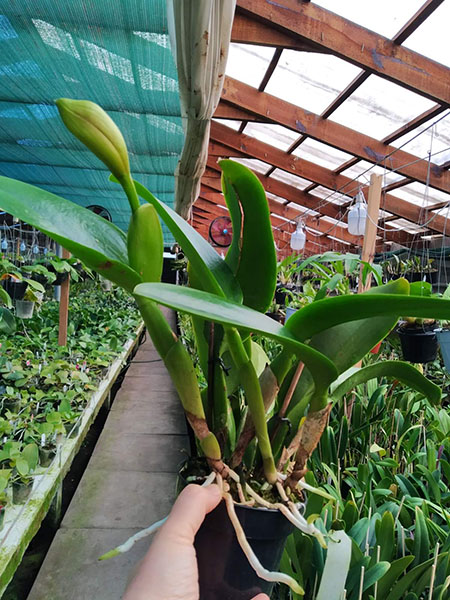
[
  {"xmin": 397, "ymin": 326, "xmax": 438, "ymax": 364},
  {"xmin": 436, "ymin": 329, "xmax": 450, "ymax": 371},
  {"xmin": 12, "ymin": 479, "xmax": 33, "ymax": 504},
  {"xmin": 2, "ymin": 278, "xmax": 27, "ymax": 300},
  {"xmin": 15, "ymin": 300, "xmax": 35, "ymax": 319},
  {"xmin": 195, "ymin": 499, "xmax": 294, "ymax": 600}
]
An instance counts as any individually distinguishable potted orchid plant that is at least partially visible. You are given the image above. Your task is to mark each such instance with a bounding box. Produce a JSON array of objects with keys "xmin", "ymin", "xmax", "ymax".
[{"xmin": 0, "ymin": 100, "xmax": 449, "ymax": 598}]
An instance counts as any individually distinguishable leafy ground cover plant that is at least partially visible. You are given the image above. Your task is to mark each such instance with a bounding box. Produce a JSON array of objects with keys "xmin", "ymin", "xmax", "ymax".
[
  {"xmin": 0, "ymin": 284, "xmax": 140, "ymax": 508},
  {"xmin": 0, "ymin": 99, "xmax": 449, "ymax": 594}
]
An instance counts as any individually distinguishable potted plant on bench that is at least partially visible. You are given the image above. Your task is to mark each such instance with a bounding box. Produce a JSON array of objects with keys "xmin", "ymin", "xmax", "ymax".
[{"xmin": 0, "ymin": 100, "xmax": 449, "ymax": 598}]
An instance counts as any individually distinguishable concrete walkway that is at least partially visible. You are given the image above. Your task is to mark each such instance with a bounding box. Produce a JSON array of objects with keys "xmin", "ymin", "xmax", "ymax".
[{"xmin": 27, "ymin": 313, "xmax": 188, "ymax": 600}]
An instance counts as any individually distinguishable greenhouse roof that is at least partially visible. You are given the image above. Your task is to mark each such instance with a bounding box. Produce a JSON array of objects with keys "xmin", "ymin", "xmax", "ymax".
[
  {"xmin": 202, "ymin": 0, "xmax": 450, "ymax": 256},
  {"xmin": 0, "ymin": 0, "xmax": 449, "ymax": 256}
]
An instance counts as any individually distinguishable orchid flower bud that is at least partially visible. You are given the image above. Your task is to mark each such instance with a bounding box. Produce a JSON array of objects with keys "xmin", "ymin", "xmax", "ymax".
[{"xmin": 55, "ymin": 99, "xmax": 130, "ymax": 182}]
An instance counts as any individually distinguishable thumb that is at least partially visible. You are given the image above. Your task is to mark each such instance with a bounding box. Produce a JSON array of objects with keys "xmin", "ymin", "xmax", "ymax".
[
  {"xmin": 252, "ymin": 596, "xmax": 270, "ymax": 600},
  {"xmin": 162, "ymin": 484, "xmax": 222, "ymax": 543}
]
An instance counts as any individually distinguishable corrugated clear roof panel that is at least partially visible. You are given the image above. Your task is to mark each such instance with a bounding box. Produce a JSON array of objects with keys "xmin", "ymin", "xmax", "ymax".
[
  {"xmin": 313, "ymin": 0, "xmax": 424, "ymax": 38},
  {"xmin": 392, "ymin": 181, "xmax": 450, "ymax": 208},
  {"xmin": 226, "ymin": 43, "xmax": 275, "ymax": 88},
  {"xmin": 270, "ymin": 168, "xmax": 312, "ymax": 189},
  {"xmin": 292, "ymin": 138, "xmax": 353, "ymax": 170},
  {"xmin": 309, "ymin": 186, "xmax": 351, "ymax": 206},
  {"xmin": 404, "ymin": 2, "xmax": 450, "ymax": 66},
  {"xmin": 232, "ymin": 157, "xmax": 271, "ymax": 174},
  {"xmin": 391, "ymin": 113, "xmax": 450, "ymax": 166},
  {"xmin": 340, "ymin": 160, "xmax": 405, "ymax": 187},
  {"xmin": 330, "ymin": 75, "xmax": 436, "ymax": 139},
  {"xmin": 265, "ymin": 51, "xmax": 362, "ymax": 114},
  {"xmin": 244, "ymin": 123, "xmax": 297, "ymax": 152},
  {"xmin": 213, "ymin": 118, "xmax": 241, "ymax": 131},
  {"xmin": 388, "ymin": 218, "xmax": 427, "ymax": 233}
]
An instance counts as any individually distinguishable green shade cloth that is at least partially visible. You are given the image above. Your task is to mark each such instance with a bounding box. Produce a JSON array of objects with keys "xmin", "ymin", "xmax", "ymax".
[{"xmin": 0, "ymin": 1, "xmax": 184, "ymax": 243}]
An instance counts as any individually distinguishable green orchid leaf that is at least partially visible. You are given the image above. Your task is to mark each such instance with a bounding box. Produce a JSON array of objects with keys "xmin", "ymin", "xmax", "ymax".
[
  {"xmin": 0, "ymin": 308, "xmax": 16, "ymax": 335},
  {"xmin": 331, "ymin": 361, "xmax": 441, "ymax": 405},
  {"xmin": 0, "ymin": 286, "xmax": 12, "ymax": 309},
  {"xmin": 286, "ymin": 284, "xmax": 450, "ymax": 342},
  {"xmin": 220, "ymin": 160, "xmax": 277, "ymax": 313},
  {"xmin": 221, "ymin": 167, "xmax": 242, "ymax": 275},
  {"xmin": 0, "ymin": 177, "xmax": 140, "ymax": 291},
  {"xmin": 129, "ymin": 178, "xmax": 242, "ymax": 303},
  {"xmin": 287, "ymin": 280, "xmax": 408, "ymax": 427},
  {"xmin": 134, "ymin": 282, "xmax": 338, "ymax": 393}
]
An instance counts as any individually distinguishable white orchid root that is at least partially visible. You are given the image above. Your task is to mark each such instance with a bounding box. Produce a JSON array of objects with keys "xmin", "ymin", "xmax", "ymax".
[
  {"xmin": 98, "ymin": 517, "xmax": 168, "ymax": 560},
  {"xmin": 98, "ymin": 463, "xmax": 327, "ymax": 597},
  {"xmin": 223, "ymin": 489, "xmax": 304, "ymax": 595}
]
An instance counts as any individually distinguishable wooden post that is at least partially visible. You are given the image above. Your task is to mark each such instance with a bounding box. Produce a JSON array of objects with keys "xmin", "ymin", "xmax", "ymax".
[
  {"xmin": 58, "ymin": 248, "xmax": 70, "ymax": 346},
  {"xmin": 358, "ymin": 173, "xmax": 383, "ymax": 293}
]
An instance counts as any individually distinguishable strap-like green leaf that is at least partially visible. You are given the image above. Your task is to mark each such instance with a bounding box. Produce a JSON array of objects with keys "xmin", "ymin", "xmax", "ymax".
[
  {"xmin": 0, "ymin": 176, "xmax": 139, "ymax": 291},
  {"xmin": 134, "ymin": 282, "xmax": 338, "ymax": 392},
  {"xmin": 131, "ymin": 178, "xmax": 242, "ymax": 303},
  {"xmin": 220, "ymin": 160, "xmax": 277, "ymax": 313},
  {"xmin": 286, "ymin": 288, "xmax": 450, "ymax": 341},
  {"xmin": 331, "ymin": 361, "xmax": 441, "ymax": 405}
]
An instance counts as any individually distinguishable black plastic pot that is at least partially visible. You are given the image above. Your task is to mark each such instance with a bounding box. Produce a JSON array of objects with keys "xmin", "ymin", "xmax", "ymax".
[
  {"xmin": 195, "ymin": 499, "xmax": 294, "ymax": 600},
  {"xmin": 265, "ymin": 311, "xmax": 282, "ymax": 322},
  {"xmin": 275, "ymin": 289, "xmax": 287, "ymax": 305},
  {"xmin": 12, "ymin": 479, "xmax": 33, "ymax": 504},
  {"xmin": 397, "ymin": 326, "xmax": 438, "ymax": 364},
  {"xmin": 39, "ymin": 446, "xmax": 56, "ymax": 467},
  {"xmin": 2, "ymin": 278, "xmax": 27, "ymax": 300}
]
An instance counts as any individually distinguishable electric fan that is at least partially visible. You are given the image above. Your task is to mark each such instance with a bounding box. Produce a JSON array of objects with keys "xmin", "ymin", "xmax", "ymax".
[
  {"xmin": 86, "ymin": 205, "xmax": 112, "ymax": 222},
  {"xmin": 209, "ymin": 216, "xmax": 233, "ymax": 247}
]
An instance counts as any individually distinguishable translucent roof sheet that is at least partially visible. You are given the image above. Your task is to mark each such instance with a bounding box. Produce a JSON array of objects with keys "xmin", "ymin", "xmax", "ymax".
[
  {"xmin": 404, "ymin": 2, "xmax": 450, "ymax": 65},
  {"xmin": 264, "ymin": 50, "xmax": 362, "ymax": 114},
  {"xmin": 330, "ymin": 75, "xmax": 436, "ymax": 139},
  {"xmin": 313, "ymin": 0, "xmax": 424, "ymax": 38},
  {"xmin": 340, "ymin": 161, "xmax": 405, "ymax": 188},
  {"xmin": 270, "ymin": 168, "xmax": 312, "ymax": 190},
  {"xmin": 244, "ymin": 123, "xmax": 297, "ymax": 152},
  {"xmin": 292, "ymin": 138, "xmax": 353, "ymax": 170},
  {"xmin": 392, "ymin": 181, "xmax": 450, "ymax": 208},
  {"xmin": 391, "ymin": 113, "xmax": 450, "ymax": 166},
  {"xmin": 226, "ymin": 43, "xmax": 275, "ymax": 88}
]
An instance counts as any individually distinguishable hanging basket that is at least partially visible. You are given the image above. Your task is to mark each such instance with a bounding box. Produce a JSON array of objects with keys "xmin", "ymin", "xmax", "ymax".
[
  {"xmin": 436, "ymin": 329, "xmax": 450, "ymax": 371},
  {"xmin": 397, "ymin": 326, "xmax": 438, "ymax": 364}
]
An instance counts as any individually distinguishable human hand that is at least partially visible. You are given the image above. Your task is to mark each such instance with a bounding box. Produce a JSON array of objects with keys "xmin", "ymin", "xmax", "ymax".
[{"xmin": 123, "ymin": 484, "xmax": 269, "ymax": 600}]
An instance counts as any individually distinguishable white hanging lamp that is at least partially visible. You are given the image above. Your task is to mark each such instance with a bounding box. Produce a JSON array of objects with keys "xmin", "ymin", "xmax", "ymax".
[
  {"xmin": 290, "ymin": 222, "xmax": 306, "ymax": 251},
  {"xmin": 348, "ymin": 189, "xmax": 367, "ymax": 236}
]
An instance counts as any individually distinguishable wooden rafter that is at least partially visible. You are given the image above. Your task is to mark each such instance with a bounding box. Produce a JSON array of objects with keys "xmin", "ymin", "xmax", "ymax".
[
  {"xmin": 209, "ymin": 121, "xmax": 450, "ymax": 237},
  {"xmin": 235, "ymin": 0, "xmax": 450, "ymax": 106},
  {"xmin": 219, "ymin": 78, "xmax": 450, "ymax": 194}
]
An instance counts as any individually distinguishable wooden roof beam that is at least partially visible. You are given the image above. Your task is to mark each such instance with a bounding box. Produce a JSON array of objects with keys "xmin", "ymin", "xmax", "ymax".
[
  {"xmin": 209, "ymin": 122, "xmax": 450, "ymax": 237},
  {"xmin": 219, "ymin": 77, "xmax": 450, "ymax": 193},
  {"xmin": 236, "ymin": 0, "xmax": 450, "ymax": 106},
  {"xmin": 203, "ymin": 160, "xmax": 361, "ymax": 247}
]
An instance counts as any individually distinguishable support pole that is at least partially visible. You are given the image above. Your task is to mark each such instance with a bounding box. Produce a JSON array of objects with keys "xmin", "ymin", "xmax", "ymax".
[
  {"xmin": 358, "ymin": 174, "xmax": 383, "ymax": 293},
  {"xmin": 58, "ymin": 248, "xmax": 70, "ymax": 346}
]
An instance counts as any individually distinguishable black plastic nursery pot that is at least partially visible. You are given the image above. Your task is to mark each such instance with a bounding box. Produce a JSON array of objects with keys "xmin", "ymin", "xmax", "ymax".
[
  {"xmin": 195, "ymin": 499, "xmax": 294, "ymax": 600},
  {"xmin": 397, "ymin": 326, "xmax": 438, "ymax": 364},
  {"xmin": 2, "ymin": 278, "xmax": 27, "ymax": 300}
]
